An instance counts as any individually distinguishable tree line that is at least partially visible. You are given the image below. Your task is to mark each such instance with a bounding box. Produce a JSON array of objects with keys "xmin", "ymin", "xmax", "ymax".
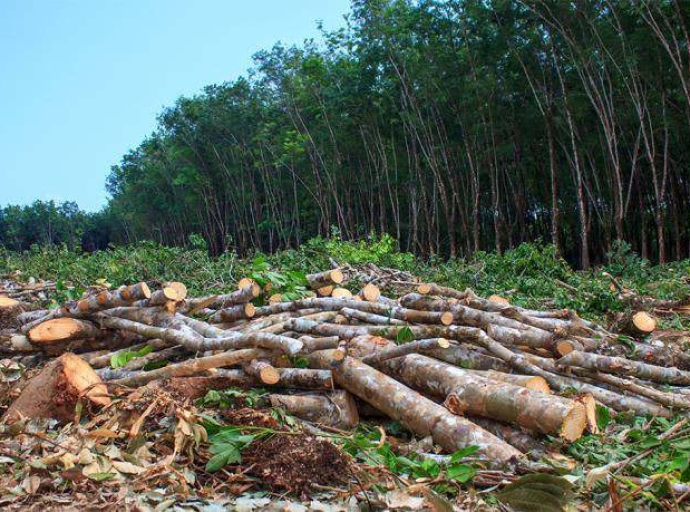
[{"xmin": 3, "ymin": 1, "xmax": 690, "ymax": 267}]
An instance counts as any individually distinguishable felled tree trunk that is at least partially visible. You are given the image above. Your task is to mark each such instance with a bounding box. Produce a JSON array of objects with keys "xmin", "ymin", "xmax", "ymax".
[
  {"xmin": 416, "ymin": 283, "xmax": 470, "ymax": 300},
  {"xmin": 613, "ymin": 311, "xmax": 657, "ymax": 337},
  {"xmin": 208, "ymin": 303, "xmax": 256, "ymax": 323},
  {"xmin": 3, "ymin": 354, "xmax": 110, "ymax": 424},
  {"xmin": 306, "ymin": 269, "xmax": 345, "ymax": 290},
  {"xmin": 269, "ymin": 390, "xmax": 359, "ymax": 429},
  {"xmin": 470, "ymin": 370, "xmax": 551, "ymax": 394},
  {"xmin": 558, "ymin": 350, "xmax": 690, "ymax": 385},
  {"xmin": 425, "ymin": 344, "xmax": 511, "ymax": 372},
  {"xmin": 305, "ymin": 349, "xmax": 523, "ymax": 463},
  {"xmin": 362, "ymin": 343, "xmax": 586, "ymax": 441}
]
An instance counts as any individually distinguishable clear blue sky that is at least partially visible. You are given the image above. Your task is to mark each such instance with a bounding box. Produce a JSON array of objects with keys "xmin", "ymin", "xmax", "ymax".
[{"xmin": 0, "ymin": 0, "xmax": 351, "ymax": 211}]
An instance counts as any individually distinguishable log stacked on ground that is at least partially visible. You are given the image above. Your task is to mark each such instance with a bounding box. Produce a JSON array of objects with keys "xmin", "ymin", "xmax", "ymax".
[{"xmin": 3, "ymin": 269, "xmax": 688, "ymax": 469}]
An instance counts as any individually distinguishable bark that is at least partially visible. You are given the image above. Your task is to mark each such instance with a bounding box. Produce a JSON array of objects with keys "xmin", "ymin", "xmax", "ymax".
[
  {"xmin": 525, "ymin": 354, "xmax": 672, "ymax": 417},
  {"xmin": 99, "ymin": 314, "xmax": 304, "ymax": 355},
  {"xmin": 111, "ymin": 348, "xmax": 277, "ymax": 387},
  {"xmin": 425, "ymin": 344, "xmax": 511, "ymax": 372},
  {"xmin": 416, "ymin": 283, "xmax": 471, "ymax": 300},
  {"xmin": 470, "ymin": 417, "xmax": 546, "ymax": 459},
  {"xmin": 306, "ymin": 269, "xmax": 345, "ymax": 289},
  {"xmin": 558, "ymin": 350, "xmax": 690, "ymax": 385},
  {"xmin": 208, "ymin": 303, "xmax": 256, "ymax": 323},
  {"xmin": 269, "ymin": 390, "xmax": 359, "ymax": 429},
  {"xmin": 360, "ymin": 338, "xmax": 451, "ymax": 365},
  {"xmin": 3, "ymin": 353, "xmax": 110, "ymax": 424},
  {"xmin": 377, "ymin": 351, "xmax": 585, "ymax": 441},
  {"xmin": 305, "ymin": 349, "xmax": 523, "ymax": 462},
  {"xmin": 244, "ymin": 359, "xmax": 281, "ymax": 384},
  {"xmin": 470, "ymin": 370, "xmax": 551, "ymax": 394}
]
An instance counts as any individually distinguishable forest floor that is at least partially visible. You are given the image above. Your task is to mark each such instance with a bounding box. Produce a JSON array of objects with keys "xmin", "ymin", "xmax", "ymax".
[{"xmin": 1, "ymin": 238, "xmax": 689, "ymax": 510}]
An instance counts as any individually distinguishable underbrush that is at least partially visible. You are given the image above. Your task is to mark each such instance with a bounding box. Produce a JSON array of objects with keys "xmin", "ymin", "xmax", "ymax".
[{"xmin": 2, "ymin": 236, "xmax": 688, "ymax": 324}]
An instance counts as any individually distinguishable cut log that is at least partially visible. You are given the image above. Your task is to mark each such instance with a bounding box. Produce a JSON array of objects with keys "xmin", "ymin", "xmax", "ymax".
[
  {"xmin": 470, "ymin": 417, "xmax": 546, "ymax": 459},
  {"xmin": 245, "ymin": 359, "xmax": 281, "ymax": 385},
  {"xmin": 488, "ymin": 295, "xmax": 510, "ymax": 306},
  {"xmin": 351, "ymin": 337, "xmax": 586, "ymax": 441},
  {"xmin": 358, "ymin": 283, "xmax": 381, "ymax": 302},
  {"xmin": 416, "ymin": 283, "xmax": 470, "ymax": 300},
  {"xmin": 471, "ymin": 370, "xmax": 551, "ymax": 394},
  {"xmin": 340, "ymin": 307, "xmax": 407, "ymax": 326},
  {"xmin": 299, "ymin": 336, "xmax": 341, "ymax": 353},
  {"xmin": 307, "ymin": 269, "xmax": 345, "ymax": 290},
  {"xmin": 0, "ymin": 295, "xmax": 20, "ymax": 309},
  {"xmin": 111, "ymin": 348, "xmax": 277, "ymax": 387},
  {"xmin": 208, "ymin": 303, "xmax": 256, "ymax": 323},
  {"xmin": 358, "ymin": 337, "xmax": 451, "ymax": 365},
  {"xmin": 331, "ymin": 287, "xmax": 353, "ymax": 299},
  {"xmin": 305, "ymin": 349, "xmax": 523, "ymax": 462},
  {"xmin": 317, "ymin": 285, "xmax": 334, "ymax": 297},
  {"xmin": 622, "ymin": 311, "xmax": 657, "ymax": 337},
  {"xmin": 28, "ymin": 318, "xmax": 103, "ymax": 345},
  {"xmin": 557, "ymin": 350, "xmax": 690, "ymax": 385},
  {"xmin": 268, "ymin": 294, "xmax": 283, "ymax": 305},
  {"xmin": 524, "ymin": 354, "xmax": 672, "ymax": 417},
  {"xmin": 133, "ymin": 286, "xmax": 179, "ymax": 307},
  {"xmin": 425, "ymin": 344, "xmax": 511, "ymax": 372},
  {"xmin": 269, "ymin": 390, "xmax": 359, "ymax": 429},
  {"xmin": 3, "ymin": 354, "xmax": 110, "ymax": 424}
]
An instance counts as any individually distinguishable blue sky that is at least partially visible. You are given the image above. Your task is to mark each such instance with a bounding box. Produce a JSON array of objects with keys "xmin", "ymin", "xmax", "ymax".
[{"xmin": 0, "ymin": 0, "xmax": 351, "ymax": 211}]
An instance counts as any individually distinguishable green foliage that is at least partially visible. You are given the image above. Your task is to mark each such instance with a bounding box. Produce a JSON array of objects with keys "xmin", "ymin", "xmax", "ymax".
[
  {"xmin": 204, "ymin": 425, "xmax": 275, "ymax": 473},
  {"xmin": 197, "ymin": 388, "xmax": 268, "ymax": 409},
  {"xmin": 110, "ymin": 345, "xmax": 154, "ymax": 369},
  {"xmin": 338, "ymin": 426, "xmax": 478, "ymax": 488}
]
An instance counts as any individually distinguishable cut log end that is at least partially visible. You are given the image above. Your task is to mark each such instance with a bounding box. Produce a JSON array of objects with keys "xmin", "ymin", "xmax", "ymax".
[
  {"xmin": 560, "ymin": 402, "xmax": 587, "ymax": 442},
  {"xmin": 417, "ymin": 283, "xmax": 432, "ymax": 295},
  {"xmin": 259, "ymin": 365, "xmax": 280, "ymax": 385},
  {"xmin": 317, "ymin": 285, "xmax": 334, "ymax": 297},
  {"xmin": 329, "ymin": 269, "xmax": 345, "ymax": 285},
  {"xmin": 440, "ymin": 312, "xmax": 454, "ymax": 326},
  {"xmin": 3, "ymin": 353, "xmax": 110, "ymax": 424},
  {"xmin": 487, "ymin": 295, "xmax": 510, "ymax": 306},
  {"xmin": 237, "ymin": 278, "xmax": 261, "ymax": 298},
  {"xmin": 331, "ymin": 287, "xmax": 353, "ymax": 299},
  {"xmin": 632, "ymin": 311, "xmax": 656, "ymax": 334},
  {"xmin": 268, "ymin": 294, "xmax": 283, "ymax": 305},
  {"xmin": 437, "ymin": 338, "xmax": 451, "ymax": 349},
  {"xmin": 524, "ymin": 376, "xmax": 551, "ymax": 394},
  {"xmin": 575, "ymin": 394, "xmax": 599, "ymax": 434},
  {"xmin": 555, "ymin": 339, "xmax": 578, "ymax": 357},
  {"xmin": 0, "ymin": 295, "xmax": 20, "ymax": 308},
  {"xmin": 28, "ymin": 317, "xmax": 97, "ymax": 344},
  {"xmin": 360, "ymin": 283, "xmax": 381, "ymax": 302}
]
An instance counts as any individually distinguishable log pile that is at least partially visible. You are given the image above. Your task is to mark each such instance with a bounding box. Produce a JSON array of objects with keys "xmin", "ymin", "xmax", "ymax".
[{"xmin": 2, "ymin": 270, "xmax": 689, "ymax": 468}]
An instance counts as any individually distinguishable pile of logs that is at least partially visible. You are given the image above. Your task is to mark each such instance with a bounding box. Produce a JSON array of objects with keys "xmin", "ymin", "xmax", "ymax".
[
  {"xmin": 0, "ymin": 275, "xmax": 56, "ymax": 309},
  {"xmin": 2, "ymin": 268, "xmax": 689, "ymax": 465}
]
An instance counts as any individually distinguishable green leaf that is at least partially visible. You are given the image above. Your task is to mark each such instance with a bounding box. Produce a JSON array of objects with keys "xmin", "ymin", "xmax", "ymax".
[
  {"xmin": 205, "ymin": 452, "xmax": 230, "ymax": 473},
  {"xmin": 449, "ymin": 445, "xmax": 480, "ymax": 463},
  {"xmin": 596, "ymin": 405, "xmax": 611, "ymax": 431},
  {"xmin": 446, "ymin": 463, "xmax": 476, "ymax": 483},
  {"xmin": 495, "ymin": 474, "xmax": 573, "ymax": 512},
  {"xmin": 395, "ymin": 326, "xmax": 414, "ymax": 344}
]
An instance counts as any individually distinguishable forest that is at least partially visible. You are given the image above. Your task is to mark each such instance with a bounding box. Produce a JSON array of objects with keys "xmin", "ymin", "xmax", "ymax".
[{"xmin": 3, "ymin": 0, "xmax": 690, "ymax": 268}]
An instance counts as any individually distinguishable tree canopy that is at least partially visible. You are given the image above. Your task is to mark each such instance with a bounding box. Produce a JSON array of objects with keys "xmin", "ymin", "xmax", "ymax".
[{"xmin": 4, "ymin": 1, "xmax": 690, "ymax": 267}]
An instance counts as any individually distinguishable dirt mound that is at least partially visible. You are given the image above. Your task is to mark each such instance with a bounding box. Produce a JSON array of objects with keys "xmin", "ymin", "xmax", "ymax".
[
  {"xmin": 244, "ymin": 433, "xmax": 349, "ymax": 499},
  {"xmin": 222, "ymin": 407, "xmax": 280, "ymax": 429}
]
